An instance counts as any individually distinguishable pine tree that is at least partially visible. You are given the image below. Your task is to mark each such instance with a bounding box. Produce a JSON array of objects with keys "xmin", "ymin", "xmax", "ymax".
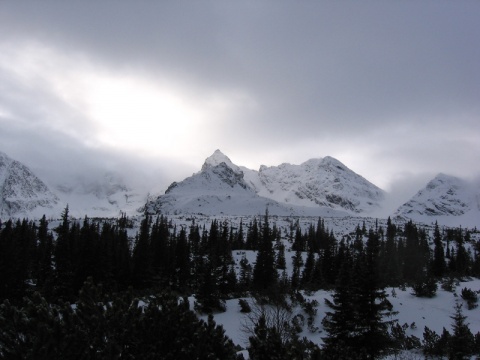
[
  {"xmin": 54, "ymin": 206, "xmax": 75, "ymax": 300},
  {"xmin": 380, "ymin": 217, "xmax": 401, "ymax": 286},
  {"xmin": 233, "ymin": 220, "xmax": 245, "ymax": 249},
  {"xmin": 175, "ymin": 227, "xmax": 191, "ymax": 291},
  {"xmin": 431, "ymin": 221, "xmax": 446, "ymax": 277},
  {"xmin": 195, "ymin": 257, "xmax": 225, "ymax": 313},
  {"xmin": 291, "ymin": 249, "xmax": 303, "ymax": 290},
  {"xmin": 322, "ymin": 247, "xmax": 357, "ymax": 359},
  {"xmin": 246, "ymin": 218, "xmax": 260, "ymax": 250},
  {"xmin": 248, "ymin": 315, "xmax": 285, "ymax": 360},
  {"xmin": 35, "ymin": 215, "xmax": 54, "ymax": 298},
  {"xmin": 455, "ymin": 236, "xmax": 470, "ymax": 278},
  {"xmin": 0, "ymin": 219, "xmax": 35, "ymax": 300},
  {"xmin": 239, "ymin": 255, "xmax": 253, "ymax": 292},
  {"xmin": 275, "ymin": 243, "xmax": 286, "ymax": 270},
  {"xmin": 422, "ymin": 326, "xmax": 443, "ymax": 357},
  {"xmin": 449, "ymin": 302, "xmax": 475, "ymax": 359},
  {"xmin": 321, "ymin": 231, "xmax": 337, "ymax": 287},
  {"xmin": 301, "ymin": 245, "xmax": 316, "ymax": 289},
  {"xmin": 354, "ymin": 229, "xmax": 395, "ymax": 359},
  {"xmin": 131, "ymin": 216, "xmax": 153, "ymax": 289},
  {"xmin": 252, "ymin": 210, "xmax": 277, "ymax": 292}
]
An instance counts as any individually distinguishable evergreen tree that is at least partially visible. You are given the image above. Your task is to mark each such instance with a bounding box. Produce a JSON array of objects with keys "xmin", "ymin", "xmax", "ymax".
[
  {"xmin": 53, "ymin": 206, "xmax": 76, "ymax": 301},
  {"xmin": 322, "ymin": 247, "xmax": 357, "ymax": 359},
  {"xmin": 150, "ymin": 215, "xmax": 171, "ymax": 286},
  {"xmin": 422, "ymin": 326, "xmax": 443, "ymax": 358},
  {"xmin": 449, "ymin": 302, "xmax": 475, "ymax": 359},
  {"xmin": 301, "ymin": 245, "xmax": 316, "ymax": 289},
  {"xmin": 233, "ymin": 220, "xmax": 245, "ymax": 249},
  {"xmin": 131, "ymin": 216, "xmax": 153, "ymax": 289},
  {"xmin": 379, "ymin": 217, "xmax": 401, "ymax": 286},
  {"xmin": 354, "ymin": 229, "xmax": 395, "ymax": 359},
  {"xmin": 321, "ymin": 231, "xmax": 337, "ymax": 287},
  {"xmin": 195, "ymin": 257, "xmax": 225, "ymax": 313},
  {"xmin": 239, "ymin": 255, "xmax": 253, "ymax": 292},
  {"xmin": 455, "ymin": 236, "xmax": 470, "ymax": 278},
  {"xmin": 252, "ymin": 210, "xmax": 277, "ymax": 292},
  {"xmin": 275, "ymin": 243, "xmax": 286, "ymax": 270},
  {"xmin": 290, "ymin": 249, "xmax": 303, "ymax": 290},
  {"xmin": 246, "ymin": 218, "xmax": 260, "ymax": 250},
  {"xmin": 175, "ymin": 226, "xmax": 191, "ymax": 291},
  {"xmin": 431, "ymin": 221, "xmax": 446, "ymax": 277},
  {"xmin": 35, "ymin": 215, "xmax": 54, "ymax": 297},
  {"xmin": 0, "ymin": 279, "xmax": 240, "ymax": 359},
  {"xmin": 248, "ymin": 315, "xmax": 285, "ymax": 360}
]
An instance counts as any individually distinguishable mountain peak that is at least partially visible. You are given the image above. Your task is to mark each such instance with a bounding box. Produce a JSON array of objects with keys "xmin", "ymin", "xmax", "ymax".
[
  {"xmin": 201, "ymin": 149, "xmax": 242, "ymax": 174},
  {"xmin": 0, "ymin": 151, "xmax": 59, "ymax": 218},
  {"xmin": 394, "ymin": 173, "xmax": 479, "ymax": 225}
]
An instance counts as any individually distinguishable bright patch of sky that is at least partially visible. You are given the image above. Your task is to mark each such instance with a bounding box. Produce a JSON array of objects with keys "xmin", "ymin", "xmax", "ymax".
[{"xmin": 0, "ymin": 1, "xmax": 479, "ymax": 205}]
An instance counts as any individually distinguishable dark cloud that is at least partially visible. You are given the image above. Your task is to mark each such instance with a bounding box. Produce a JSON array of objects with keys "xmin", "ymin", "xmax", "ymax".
[{"xmin": 0, "ymin": 1, "xmax": 479, "ymax": 204}]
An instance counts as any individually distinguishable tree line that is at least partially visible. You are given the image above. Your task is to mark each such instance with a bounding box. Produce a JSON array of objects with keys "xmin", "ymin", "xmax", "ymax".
[{"xmin": 1, "ymin": 208, "xmax": 480, "ymax": 359}]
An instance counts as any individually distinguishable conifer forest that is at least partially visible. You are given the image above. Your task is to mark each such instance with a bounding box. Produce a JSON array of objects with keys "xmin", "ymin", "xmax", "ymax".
[{"xmin": 1, "ymin": 208, "xmax": 480, "ymax": 359}]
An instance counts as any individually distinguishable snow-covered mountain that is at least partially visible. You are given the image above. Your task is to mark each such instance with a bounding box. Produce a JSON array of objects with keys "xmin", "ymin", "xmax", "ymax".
[
  {"xmin": 0, "ymin": 151, "xmax": 59, "ymax": 218},
  {"xmin": 394, "ymin": 173, "xmax": 480, "ymax": 227},
  {"xmin": 243, "ymin": 156, "xmax": 384, "ymax": 214},
  {"xmin": 4, "ymin": 149, "xmax": 478, "ymax": 226},
  {"xmin": 0, "ymin": 151, "xmax": 147, "ymax": 219},
  {"xmin": 146, "ymin": 157, "xmax": 340, "ymax": 216},
  {"xmin": 54, "ymin": 172, "xmax": 147, "ymax": 218},
  {"xmin": 147, "ymin": 150, "xmax": 383, "ymax": 216}
]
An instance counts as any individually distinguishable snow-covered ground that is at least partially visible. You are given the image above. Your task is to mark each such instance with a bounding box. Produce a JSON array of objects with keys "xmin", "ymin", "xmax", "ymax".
[
  {"xmin": 152, "ymin": 213, "xmax": 480, "ymax": 358},
  {"xmin": 200, "ymin": 279, "xmax": 480, "ymax": 358},
  {"xmin": 39, "ymin": 212, "xmax": 480, "ymax": 358}
]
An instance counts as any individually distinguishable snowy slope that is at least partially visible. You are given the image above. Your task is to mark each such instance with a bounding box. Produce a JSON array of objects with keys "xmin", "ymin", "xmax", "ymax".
[
  {"xmin": 0, "ymin": 151, "xmax": 147, "ymax": 219},
  {"xmin": 0, "ymin": 151, "xmax": 59, "ymax": 218},
  {"xmin": 244, "ymin": 156, "xmax": 384, "ymax": 214},
  {"xmin": 204, "ymin": 279, "xmax": 480, "ymax": 357},
  {"xmin": 146, "ymin": 159, "xmax": 347, "ymax": 217},
  {"xmin": 54, "ymin": 172, "xmax": 148, "ymax": 218},
  {"xmin": 147, "ymin": 150, "xmax": 383, "ymax": 216},
  {"xmin": 394, "ymin": 173, "xmax": 480, "ymax": 227}
]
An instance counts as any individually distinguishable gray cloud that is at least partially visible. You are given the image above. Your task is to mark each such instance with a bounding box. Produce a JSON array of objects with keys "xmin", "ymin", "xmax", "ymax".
[{"xmin": 0, "ymin": 1, "xmax": 479, "ymax": 206}]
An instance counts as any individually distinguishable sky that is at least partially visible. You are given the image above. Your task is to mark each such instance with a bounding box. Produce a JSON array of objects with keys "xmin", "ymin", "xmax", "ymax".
[{"xmin": 0, "ymin": 1, "xmax": 479, "ymax": 208}]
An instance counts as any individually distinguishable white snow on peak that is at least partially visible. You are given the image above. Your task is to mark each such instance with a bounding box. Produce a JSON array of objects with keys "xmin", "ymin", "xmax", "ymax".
[
  {"xmin": 248, "ymin": 156, "xmax": 384, "ymax": 214},
  {"xmin": 201, "ymin": 149, "xmax": 242, "ymax": 174},
  {"xmin": 149, "ymin": 150, "xmax": 384, "ymax": 216},
  {"xmin": 54, "ymin": 171, "xmax": 147, "ymax": 218},
  {"xmin": 0, "ymin": 151, "xmax": 60, "ymax": 218},
  {"xmin": 394, "ymin": 173, "xmax": 480, "ymax": 227},
  {"xmin": 0, "ymin": 151, "xmax": 148, "ymax": 219}
]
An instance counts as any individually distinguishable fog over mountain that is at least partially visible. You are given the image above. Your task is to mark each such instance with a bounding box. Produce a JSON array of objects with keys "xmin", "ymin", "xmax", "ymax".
[
  {"xmin": 1, "ymin": 2, "xmax": 479, "ymax": 207},
  {"xmin": 1, "ymin": 149, "xmax": 479, "ymax": 230}
]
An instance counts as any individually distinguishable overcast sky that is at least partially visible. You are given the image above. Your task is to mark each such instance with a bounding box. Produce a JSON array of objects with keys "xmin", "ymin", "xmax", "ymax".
[{"xmin": 1, "ymin": 1, "xmax": 479, "ymax": 207}]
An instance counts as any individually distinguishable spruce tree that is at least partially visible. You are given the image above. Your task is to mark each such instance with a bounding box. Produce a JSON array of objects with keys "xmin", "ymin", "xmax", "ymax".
[
  {"xmin": 301, "ymin": 245, "xmax": 316, "ymax": 289},
  {"xmin": 380, "ymin": 217, "xmax": 400, "ymax": 287},
  {"xmin": 431, "ymin": 221, "xmax": 446, "ymax": 277},
  {"xmin": 275, "ymin": 243, "xmax": 286, "ymax": 270},
  {"xmin": 248, "ymin": 315, "xmax": 285, "ymax": 360},
  {"xmin": 354, "ymin": 229, "xmax": 395, "ymax": 359},
  {"xmin": 290, "ymin": 249, "xmax": 303, "ymax": 290},
  {"xmin": 252, "ymin": 210, "xmax": 277, "ymax": 292},
  {"xmin": 322, "ymin": 247, "xmax": 357, "ymax": 359},
  {"xmin": 131, "ymin": 216, "xmax": 153, "ymax": 289},
  {"xmin": 53, "ymin": 206, "xmax": 75, "ymax": 301},
  {"xmin": 449, "ymin": 302, "xmax": 475, "ymax": 359}
]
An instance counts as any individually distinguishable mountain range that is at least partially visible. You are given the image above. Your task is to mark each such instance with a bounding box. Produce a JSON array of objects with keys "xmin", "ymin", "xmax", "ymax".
[
  {"xmin": 0, "ymin": 151, "xmax": 146, "ymax": 219},
  {"xmin": 1, "ymin": 150, "xmax": 478, "ymax": 227},
  {"xmin": 146, "ymin": 150, "xmax": 383, "ymax": 217}
]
